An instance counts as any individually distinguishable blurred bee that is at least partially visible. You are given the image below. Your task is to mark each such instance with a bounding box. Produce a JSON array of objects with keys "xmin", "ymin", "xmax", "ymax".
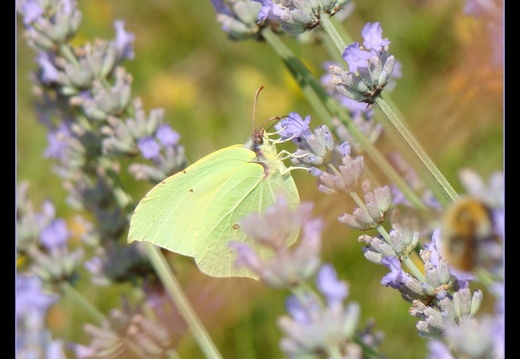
[{"xmin": 440, "ymin": 197, "xmax": 496, "ymax": 272}]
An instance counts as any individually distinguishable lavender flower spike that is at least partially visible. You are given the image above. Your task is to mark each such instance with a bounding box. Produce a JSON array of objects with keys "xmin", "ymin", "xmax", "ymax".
[
  {"xmin": 229, "ymin": 197, "xmax": 323, "ymax": 287},
  {"xmin": 278, "ymin": 273, "xmax": 361, "ymax": 358},
  {"xmin": 316, "ymin": 148, "xmax": 364, "ymax": 195},
  {"xmin": 330, "ymin": 22, "xmax": 399, "ymax": 104},
  {"xmin": 339, "ymin": 180, "xmax": 392, "ymax": 230},
  {"xmin": 253, "ymin": 0, "xmax": 351, "ymax": 34},
  {"xmin": 209, "ymin": 0, "xmax": 263, "ymax": 40},
  {"xmin": 444, "ymin": 317, "xmax": 497, "ymax": 359},
  {"xmin": 275, "ymin": 114, "xmax": 335, "ymax": 171},
  {"xmin": 17, "ymin": 0, "xmax": 83, "ymax": 51},
  {"xmin": 16, "ymin": 274, "xmax": 65, "ymax": 359}
]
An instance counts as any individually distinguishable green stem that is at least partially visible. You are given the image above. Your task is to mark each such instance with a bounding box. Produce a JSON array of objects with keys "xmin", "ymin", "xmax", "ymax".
[
  {"xmin": 261, "ymin": 28, "xmax": 428, "ymax": 211},
  {"xmin": 319, "ymin": 14, "xmax": 347, "ymax": 55},
  {"xmin": 329, "ymin": 15, "xmax": 354, "ymax": 45},
  {"xmin": 61, "ymin": 281, "xmax": 107, "ymax": 325},
  {"xmin": 348, "ymin": 190, "xmax": 367, "ymax": 211},
  {"xmin": 375, "ymin": 96, "xmax": 459, "ymax": 205},
  {"xmin": 144, "ymin": 244, "xmax": 223, "ymax": 359},
  {"xmin": 402, "ymin": 256, "xmax": 426, "ymax": 283},
  {"xmin": 321, "ymin": 30, "xmax": 344, "ymax": 64}
]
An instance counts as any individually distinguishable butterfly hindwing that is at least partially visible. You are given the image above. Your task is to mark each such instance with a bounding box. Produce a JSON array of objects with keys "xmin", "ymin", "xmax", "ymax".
[{"xmin": 194, "ymin": 161, "xmax": 299, "ymax": 278}]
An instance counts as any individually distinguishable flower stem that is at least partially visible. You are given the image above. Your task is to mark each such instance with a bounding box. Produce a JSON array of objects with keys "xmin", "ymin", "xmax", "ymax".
[
  {"xmin": 320, "ymin": 14, "xmax": 347, "ymax": 55},
  {"xmin": 61, "ymin": 281, "xmax": 107, "ymax": 325},
  {"xmin": 261, "ymin": 28, "xmax": 428, "ymax": 211},
  {"xmin": 329, "ymin": 14, "xmax": 354, "ymax": 45},
  {"xmin": 348, "ymin": 190, "xmax": 367, "ymax": 211},
  {"xmin": 375, "ymin": 96, "xmax": 459, "ymax": 205},
  {"xmin": 144, "ymin": 244, "xmax": 223, "ymax": 359},
  {"xmin": 401, "ymin": 256, "xmax": 427, "ymax": 283}
]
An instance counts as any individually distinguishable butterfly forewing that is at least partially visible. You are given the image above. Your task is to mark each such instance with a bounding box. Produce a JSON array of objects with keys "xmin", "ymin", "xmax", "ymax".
[{"xmin": 128, "ymin": 145, "xmax": 253, "ymax": 257}]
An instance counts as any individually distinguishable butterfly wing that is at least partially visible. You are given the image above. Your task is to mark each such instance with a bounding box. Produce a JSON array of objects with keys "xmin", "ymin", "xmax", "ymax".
[
  {"xmin": 129, "ymin": 134, "xmax": 300, "ymax": 278},
  {"xmin": 193, "ymin": 161, "xmax": 299, "ymax": 278},
  {"xmin": 128, "ymin": 145, "xmax": 253, "ymax": 258}
]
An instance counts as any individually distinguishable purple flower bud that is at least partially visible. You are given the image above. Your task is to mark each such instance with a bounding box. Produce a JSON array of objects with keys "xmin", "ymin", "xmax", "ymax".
[
  {"xmin": 317, "ymin": 154, "xmax": 364, "ymax": 195},
  {"xmin": 309, "ymin": 167, "xmax": 323, "ymax": 177},
  {"xmin": 381, "ymin": 256, "xmax": 410, "ymax": 289},
  {"xmin": 209, "ymin": 0, "xmax": 263, "ymax": 40},
  {"xmin": 44, "ymin": 123, "xmax": 72, "ymax": 160},
  {"xmin": 40, "ymin": 218, "xmax": 70, "ymax": 248},
  {"xmin": 316, "ymin": 263, "xmax": 348, "ymax": 306},
  {"xmin": 137, "ymin": 136, "xmax": 161, "ymax": 160},
  {"xmin": 338, "ymin": 141, "xmax": 351, "ymax": 157},
  {"xmin": 361, "ymin": 22, "xmax": 390, "ymax": 51},
  {"xmin": 254, "ymin": 0, "xmax": 277, "ymax": 23},
  {"xmin": 285, "ymin": 293, "xmax": 318, "ymax": 324},
  {"xmin": 113, "ymin": 20, "xmax": 135, "ymax": 61},
  {"xmin": 19, "ymin": 0, "xmax": 44, "ymax": 25},
  {"xmin": 36, "ymin": 52, "xmax": 60, "ymax": 83},
  {"xmin": 427, "ymin": 340, "xmax": 454, "ymax": 359},
  {"xmin": 156, "ymin": 124, "xmax": 180, "ymax": 147},
  {"xmin": 342, "ymin": 42, "xmax": 372, "ymax": 72},
  {"xmin": 275, "ymin": 112, "xmax": 311, "ymax": 141},
  {"xmin": 16, "ymin": 274, "xmax": 57, "ymax": 321}
]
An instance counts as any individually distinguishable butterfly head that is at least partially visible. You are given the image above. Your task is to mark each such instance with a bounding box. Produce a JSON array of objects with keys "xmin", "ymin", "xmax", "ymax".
[
  {"xmin": 245, "ymin": 127, "xmax": 269, "ymax": 155},
  {"xmin": 252, "ymin": 128, "xmax": 265, "ymax": 149}
]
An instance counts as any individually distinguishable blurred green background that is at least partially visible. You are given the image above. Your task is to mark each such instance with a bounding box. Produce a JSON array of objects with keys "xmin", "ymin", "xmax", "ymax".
[{"xmin": 17, "ymin": 0, "xmax": 503, "ymax": 358}]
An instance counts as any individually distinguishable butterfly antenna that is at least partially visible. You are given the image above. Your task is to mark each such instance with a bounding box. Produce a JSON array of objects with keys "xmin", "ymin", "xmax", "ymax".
[
  {"xmin": 252, "ymin": 86, "xmax": 283, "ymax": 135},
  {"xmin": 264, "ymin": 115, "xmax": 284, "ymax": 132},
  {"xmin": 252, "ymin": 86, "xmax": 265, "ymax": 130}
]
